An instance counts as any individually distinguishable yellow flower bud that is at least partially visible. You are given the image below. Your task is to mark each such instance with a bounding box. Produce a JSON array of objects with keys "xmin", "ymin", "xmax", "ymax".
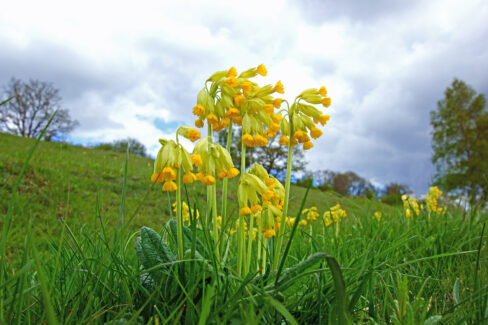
[{"xmin": 318, "ymin": 115, "xmax": 330, "ymax": 126}]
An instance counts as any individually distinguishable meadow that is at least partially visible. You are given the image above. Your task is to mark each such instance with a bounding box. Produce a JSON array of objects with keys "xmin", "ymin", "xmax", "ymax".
[{"xmin": 1, "ymin": 65, "xmax": 487, "ymax": 324}]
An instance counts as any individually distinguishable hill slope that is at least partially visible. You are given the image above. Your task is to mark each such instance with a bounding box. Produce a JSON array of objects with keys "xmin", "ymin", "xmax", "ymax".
[{"xmin": 1, "ymin": 132, "xmax": 396, "ymax": 247}]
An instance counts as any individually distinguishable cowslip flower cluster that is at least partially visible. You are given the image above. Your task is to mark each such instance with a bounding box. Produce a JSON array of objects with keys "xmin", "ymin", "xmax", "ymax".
[
  {"xmin": 173, "ymin": 202, "xmax": 200, "ymax": 225},
  {"xmin": 151, "ymin": 127, "xmax": 201, "ymax": 191},
  {"xmin": 277, "ymin": 87, "xmax": 332, "ymax": 151},
  {"xmin": 374, "ymin": 211, "xmax": 382, "ymax": 222},
  {"xmin": 401, "ymin": 194, "xmax": 420, "ymax": 218},
  {"xmin": 323, "ymin": 203, "xmax": 347, "ymax": 226},
  {"xmin": 238, "ymin": 163, "xmax": 285, "ymax": 238},
  {"xmin": 426, "ymin": 186, "xmax": 444, "ymax": 215},
  {"xmin": 192, "ymin": 136, "xmax": 240, "ymax": 185}
]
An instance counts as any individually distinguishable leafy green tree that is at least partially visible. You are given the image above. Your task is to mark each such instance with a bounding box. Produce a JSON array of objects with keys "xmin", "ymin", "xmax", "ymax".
[{"xmin": 430, "ymin": 79, "xmax": 488, "ymax": 206}]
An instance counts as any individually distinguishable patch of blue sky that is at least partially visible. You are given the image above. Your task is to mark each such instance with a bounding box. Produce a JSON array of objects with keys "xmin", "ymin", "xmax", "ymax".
[{"xmin": 153, "ymin": 118, "xmax": 183, "ymax": 132}]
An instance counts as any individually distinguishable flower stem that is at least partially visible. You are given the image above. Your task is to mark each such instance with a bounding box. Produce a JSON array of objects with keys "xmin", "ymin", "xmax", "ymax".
[
  {"xmin": 272, "ymin": 116, "xmax": 294, "ymax": 271},
  {"xmin": 206, "ymin": 124, "xmax": 212, "ymax": 226},
  {"xmin": 245, "ymin": 213, "xmax": 254, "ymax": 274},
  {"xmin": 221, "ymin": 123, "xmax": 233, "ymax": 219},
  {"xmin": 176, "ymin": 168, "xmax": 184, "ymax": 260},
  {"xmin": 237, "ymin": 133, "xmax": 246, "ymax": 277}
]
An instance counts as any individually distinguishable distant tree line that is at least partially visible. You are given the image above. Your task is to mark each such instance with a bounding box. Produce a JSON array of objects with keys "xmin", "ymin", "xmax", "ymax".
[{"xmin": 94, "ymin": 138, "xmax": 148, "ymax": 157}]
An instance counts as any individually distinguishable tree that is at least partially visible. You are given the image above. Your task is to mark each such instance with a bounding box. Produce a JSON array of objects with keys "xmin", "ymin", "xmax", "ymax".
[
  {"xmin": 431, "ymin": 79, "xmax": 488, "ymax": 206},
  {"xmin": 0, "ymin": 77, "xmax": 78, "ymax": 140},
  {"xmin": 381, "ymin": 182, "xmax": 411, "ymax": 205},
  {"xmin": 95, "ymin": 138, "xmax": 148, "ymax": 157}
]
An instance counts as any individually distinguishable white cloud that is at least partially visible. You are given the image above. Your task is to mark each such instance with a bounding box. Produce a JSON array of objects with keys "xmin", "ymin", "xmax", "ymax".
[{"xmin": 1, "ymin": 0, "xmax": 487, "ymax": 193}]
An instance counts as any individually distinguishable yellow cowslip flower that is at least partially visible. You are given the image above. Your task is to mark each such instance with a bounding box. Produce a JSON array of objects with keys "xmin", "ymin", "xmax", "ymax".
[
  {"xmin": 272, "ymin": 114, "xmax": 282, "ymax": 124},
  {"xmin": 321, "ymin": 97, "xmax": 331, "ymax": 108},
  {"xmin": 151, "ymin": 171, "xmax": 165, "ymax": 183},
  {"xmin": 263, "ymin": 104, "xmax": 274, "ymax": 115},
  {"xmin": 202, "ymin": 174, "xmax": 216, "ymax": 186},
  {"xmin": 178, "ymin": 126, "xmax": 201, "ymax": 142},
  {"xmin": 227, "ymin": 67, "xmax": 237, "ymax": 77},
  {"xmin": 265, "ymin": 177, "xmax": 275, "ymax": 189},
  {"xmin": 240, "ymin": 206, "xmax": 252, "ymax": 215},
  {"xmin": 299, "ymin": 219, "xmax": 307, "ymax": 226},
  {"xmin": 257, "ymin": 64, "xmax": 267, "ymax": 76},
  {"xmin": 225, "ymin": 107, "xmax": 240, "ymax": 118},
  {"xmin": 253, "ymin": 134, "xmax": 268, "ymax": 147},
  {"xmin": 183, "ymin": 172, "xmax": 197, "ymax": 184},
  {"xmin": 323, "ymin": 212, "xmax": 333, "ymax": 227},
  {"xmin": 310, "ymin": 127, "xmax": 323, "ymax": 139},
  {"xmin": 195, "ymin": 119, "xmax": 204, "ymax": 128},
  {"xmin": 192, "ymin": 104, "xmax": 205, "ymax": 116},
  {"xmin": 233, "ymin": 115, "xmax": 242, "ymax": 126},
  {"xmin": 272, "ymin": 98, "xmax": 282, "ymax": 108},
  {"xmin": 318, "ymin": 86, "xmax": 327, "ymax": 96},
  {"xmin": 162, "ymin": 180, "xmax": 177, "ymax": 192},
  {"xmin": 195, "ymin": 171, "xmax": 205, "ymax": 182},
  {"xmin": 242, "ymin": 133, "xmax": 255, "ymax": 147},
  {"xmin": 279, "ymin": 135, "xmax": 289, "ymax": 146},
  {"xmin": 374, "ymin": 211, "xmax": 382, "ymax": 222},
  {"xmin": 303, "ymin": 141, "xmax": 314, "ymax": 150},
  {"xmin": 225, "ymin": 76, "xmax": 239, "ymax": 87},
  {"xmin": 318, "ymin": 115, "xmax": 330, "ymax": 126},
  {"xmin": 206, "ymin": 113, "xmax": 218, "ymax": 125},
  {"xmin": 274, "ymin": 81, "xmax": 284, "ymax": 94},
  {"xmin": 241, "ymin": 81, "xmax": 253, "ymax": 95},
  {"xmin": 226, "ymin": 167, "xmax": 240, "ymax": 178},
  {"xmin": 285, "ymin": 217, "xmax": 295, "ymax": 227},
  {"xmin": 234, "ymin": 92, "xmax": 245, "ymax": 107},
  {"xmin": 217, "ymin": 170, "xmax": 227, "ymax": 179},
  {"xmin": 190, "ymin": 154, "xmax": 202, "ymax": 167},
  {"xmin": 269, "ymin": 122, "xmax": 280, "ymax": 133},
  {"xmin": 251, "ymin": 203, "xmax": 262, "ymax": 214},
  {"xmin": 161, "ymin": 166, "xmax": 177, "ymax": 180},
  {"xmin": 262, "ymin": 190, "xmax": 274, "ymax": 202},
  {"xmin": 264, "ymin": 228, "xmax": 276, "ymax": 238}
]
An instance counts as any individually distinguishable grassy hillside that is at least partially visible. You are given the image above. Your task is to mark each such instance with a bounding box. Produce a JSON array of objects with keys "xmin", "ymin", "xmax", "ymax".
[{"xmin": 0, "ymin": 132, "xmax": 395, "ymax": 250}]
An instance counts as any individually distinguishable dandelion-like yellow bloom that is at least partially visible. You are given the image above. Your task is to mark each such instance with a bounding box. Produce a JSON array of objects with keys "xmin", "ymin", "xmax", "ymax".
[
  {"xmin": 256, "ymin": 64, "xmax": 267, "ymax": 76},
  {"xmin": 192, "ymin": 104, "xmax": 205, "ymax": 116}
]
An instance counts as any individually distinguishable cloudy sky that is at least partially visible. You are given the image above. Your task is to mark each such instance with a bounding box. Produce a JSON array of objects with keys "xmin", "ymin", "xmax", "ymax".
[{"xmin": 1, "ymin": 0, "xmax": 487, "ymax": 194}]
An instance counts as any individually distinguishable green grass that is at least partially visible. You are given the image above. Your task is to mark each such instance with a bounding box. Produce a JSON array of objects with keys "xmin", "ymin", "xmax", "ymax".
[{"xmin": 1, "ymin": 132, "xmax": 487, "ymax": 324}]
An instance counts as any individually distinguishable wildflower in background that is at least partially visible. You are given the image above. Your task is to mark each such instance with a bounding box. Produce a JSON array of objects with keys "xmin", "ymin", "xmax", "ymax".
[
  {"xmin": 374, "ymin": 211, "xmax": 382, "ymax": 222},
  {"xmin": 401, "ymin": 194, "xmax": 420, "ymax": 218},
  {"xmin": 426, "ymin": 186, "xmax": 444, "ymax": 215}
]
